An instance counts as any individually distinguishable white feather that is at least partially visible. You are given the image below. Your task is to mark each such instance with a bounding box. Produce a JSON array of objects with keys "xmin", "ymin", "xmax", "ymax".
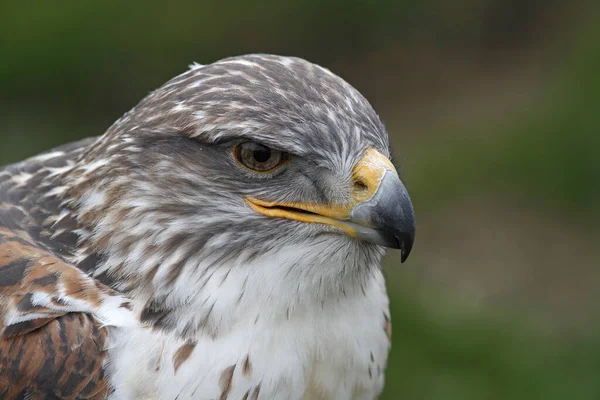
[{"xmin": 106, "ymin": 244, "xmax": 389, "ymax": 399}]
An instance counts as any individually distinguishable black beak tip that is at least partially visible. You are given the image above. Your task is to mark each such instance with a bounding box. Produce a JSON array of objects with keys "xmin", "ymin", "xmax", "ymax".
[
  {"xmin": 400, "ymin": 247, "xmax": 410, "ymax": 263},
  {"xmin": 398, "ymin": 233, "xmax": 414, "ymax": 263}
]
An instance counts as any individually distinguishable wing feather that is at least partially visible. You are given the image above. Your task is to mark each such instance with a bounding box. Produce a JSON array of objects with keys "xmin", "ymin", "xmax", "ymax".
[
  {"xmin": 0, "ymin": 313, "xmax": 109, "ymax": 399},
  {"xmin": 0, "ymin": 225, "xmax": 134, "ymax": 398}
]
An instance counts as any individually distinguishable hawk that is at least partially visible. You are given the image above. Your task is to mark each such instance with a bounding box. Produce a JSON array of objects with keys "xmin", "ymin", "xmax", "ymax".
[{"xmin": 0, "ymin": 54, "xmax": 415, "ymax": 399}]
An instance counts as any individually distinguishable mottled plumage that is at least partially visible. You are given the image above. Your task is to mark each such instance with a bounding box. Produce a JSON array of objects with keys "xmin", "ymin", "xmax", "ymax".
[{"xmin": 0, "ymin": 54, "xmax": 415, "ymax": 399}]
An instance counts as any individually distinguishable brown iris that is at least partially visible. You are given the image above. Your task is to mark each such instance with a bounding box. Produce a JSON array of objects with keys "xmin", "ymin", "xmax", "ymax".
[{"xmin": 234, "ymin": 142, "xmax": 289, "ymax": 173}]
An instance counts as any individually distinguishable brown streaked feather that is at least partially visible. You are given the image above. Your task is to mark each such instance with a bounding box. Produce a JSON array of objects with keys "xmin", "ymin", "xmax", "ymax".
[
  {"xmin": 0, "ymin": 313, "xmax": 109, "ymax": 400},
  {"xmin": 0, "ymin": 155, "xmax": 136, "ymax": 399},
  {"xmin": 0, "ymin": 227, "xmax": 123, "ymax": 338},
  {"xmin": 0, "ymin": 230, "xmax": 116, "ymax": 398}
]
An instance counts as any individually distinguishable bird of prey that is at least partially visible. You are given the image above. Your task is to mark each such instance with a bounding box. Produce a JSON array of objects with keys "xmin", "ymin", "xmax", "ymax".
[{"xmin": 0, "ymin": 54, "xmax": 415, "ymax": 399}]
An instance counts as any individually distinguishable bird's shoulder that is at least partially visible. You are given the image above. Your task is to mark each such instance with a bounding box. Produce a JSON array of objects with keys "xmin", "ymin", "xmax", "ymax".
[
  {"xmin": 0, "ymin": 137, "xmax": 99, "ymax": 257},
  {"xmin": 0, "ymin": 138, "xmax": 137, "ymax": 398},
  {"xmin": 0, "ymin": 313, "xmax": 110, "ymax": 399},
  {"xmin": 0, "ymin": 227, "xmax": 133, "ymax": 398}
]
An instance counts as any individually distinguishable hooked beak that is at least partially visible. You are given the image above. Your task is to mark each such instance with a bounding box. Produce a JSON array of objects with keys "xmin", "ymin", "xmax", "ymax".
[{"xmin": 245, "ymin": 148, "xmax": 416, "ymax": 262}]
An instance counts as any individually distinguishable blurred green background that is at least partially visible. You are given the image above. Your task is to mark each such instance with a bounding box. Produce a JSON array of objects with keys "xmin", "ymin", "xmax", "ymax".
[{"xmin": 1, "ymin": 1, "xmax": 599, "ymax": 398}]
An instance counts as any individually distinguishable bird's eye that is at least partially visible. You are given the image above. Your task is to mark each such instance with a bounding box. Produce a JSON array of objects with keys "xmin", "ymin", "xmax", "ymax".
[{"xmin": 233, "ymin": 142, "xmax": 290, "ymax": 173}]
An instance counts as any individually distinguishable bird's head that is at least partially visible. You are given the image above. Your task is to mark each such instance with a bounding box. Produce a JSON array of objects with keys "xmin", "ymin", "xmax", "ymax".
[{"xmin": 68, "ymin": 54, "xmax": 415, "ymax": 300}]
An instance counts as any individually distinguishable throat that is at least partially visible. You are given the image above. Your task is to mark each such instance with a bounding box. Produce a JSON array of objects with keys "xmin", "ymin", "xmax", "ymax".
[{"xmin": 129, "ymin": 243, "xmax": 381, "ymax": 338}]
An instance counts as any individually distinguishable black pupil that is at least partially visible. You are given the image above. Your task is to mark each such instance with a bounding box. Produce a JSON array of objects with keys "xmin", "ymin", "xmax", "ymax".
[{"xmin": 252, "ymin": 146, "xmax": 271, "ymax": 163}]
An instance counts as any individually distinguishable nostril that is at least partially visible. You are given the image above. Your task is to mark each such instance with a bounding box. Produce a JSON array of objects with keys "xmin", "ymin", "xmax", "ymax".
[{"xmin": 353, "ymin": 180, "xmax": 368, "ymax": 192}]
